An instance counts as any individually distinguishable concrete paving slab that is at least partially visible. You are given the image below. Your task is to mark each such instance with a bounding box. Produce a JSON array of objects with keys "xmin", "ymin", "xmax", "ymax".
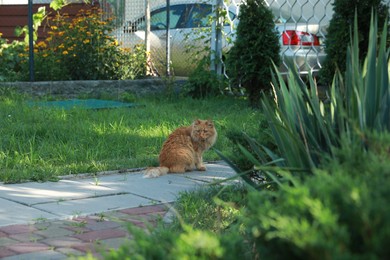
[
  {"xmin": 82, "ymin": 172, "xmax": 202, "ymax": 202},
  {"xmin": 181, "ymin": 164, "xmax": 239, "ymax": 183},
  {"xmin": 0, "ymin": 179, "xmax": 115, "ymax": 206},
  {"xmin": 0, "ymin": 198, "xmax": 58, "ymax": 227},
  {"xmin": 1, "ymin": 250, "xmax": 67, "ymax": 260},
  {"xmin": 33, "ymin": 193, "xmax": 152, "ymax": 219},
  {"xmin": 73, "ymin": 162, "xmax": 238, "ymax": 203},
  {"xmin": 0, "ymin": 162, "xmax": 237, "ymax": 227}
]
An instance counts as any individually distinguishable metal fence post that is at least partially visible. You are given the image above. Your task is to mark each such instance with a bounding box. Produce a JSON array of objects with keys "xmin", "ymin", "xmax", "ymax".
[
  {"xmin": 166, "ymin": 0, "xmax": 171, "ymax": 76},
  {"xmin": 210, "ymin": 0, "xmax": 223, "ymax": 74},
  {"xmin": 28, "ymin": 0, "xmax": 34, "ymax": 82},
  {"xmin": 145, "ymin": 0, "xmax": 151, "ymax": 75}
]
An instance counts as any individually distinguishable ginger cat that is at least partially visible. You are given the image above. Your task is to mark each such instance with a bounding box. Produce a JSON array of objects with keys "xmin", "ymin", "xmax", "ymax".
[{"xmin": 143, "ymin": 119, "xmax": 217, "ymax": 178}]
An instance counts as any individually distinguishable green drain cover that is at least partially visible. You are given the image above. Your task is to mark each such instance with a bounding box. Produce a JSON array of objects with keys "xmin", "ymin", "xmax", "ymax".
[{"xmin": 28, "ymin": 99, "xmax": 141, "ymax": 110}]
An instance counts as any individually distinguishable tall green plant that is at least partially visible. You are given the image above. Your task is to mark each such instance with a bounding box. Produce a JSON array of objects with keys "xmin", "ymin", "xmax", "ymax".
[
  {"xmin": 344, "ymin": 14, "xmax": 390, "ymax": 131},
  {"xmin": 226, "ymin": 0, "xmax": 280, "ymax": 108},
  {"xmin": 226, "ymin": 13, "xmax": 389, "ymax": 188}
]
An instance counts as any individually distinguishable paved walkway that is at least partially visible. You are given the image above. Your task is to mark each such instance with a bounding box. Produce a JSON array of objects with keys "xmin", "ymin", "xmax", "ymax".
[{"xmin": 0, "ymin": 162, "xmax": 236, "ymax": 259}]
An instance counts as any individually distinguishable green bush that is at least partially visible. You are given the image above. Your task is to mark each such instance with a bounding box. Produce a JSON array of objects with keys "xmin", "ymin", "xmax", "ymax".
[
  {"xmin": 38, "ymin": 7, "xmax": 146, "ymax": 80},
  {"xmin": 88, "ymin": 137, "xmax": 389, "ymax": 259},
  {"xmin": 0, "ymin": 7, "xmax": 146, "ymax": 81},
  {"xmin": 89, "ymin": 185, "xmax": 249, "ymax": 260},
  {"xmin": 320, "ymin": 0, "xmax": 389, "ymax": 85},
  {"xmin": 243, "ymin": 145, "xmax": 390, "ymax": 259},
  {"xmin": 0, "ymin": 37, "xmax": 27, "ymax": 81},
  {"xmin": 229, "ymin": 14, "xmax": 390, "ymax": 183},
  {"xmin": 183, "ymin": 58, "xmax": 226, "ymax": 98},
  {"xmin": 226, "ymin": 12, "xmax": 390, "ymax": 257},
  {"xmin": 226, "ymin": 0, "xmax": 280, "ymax": 108}
]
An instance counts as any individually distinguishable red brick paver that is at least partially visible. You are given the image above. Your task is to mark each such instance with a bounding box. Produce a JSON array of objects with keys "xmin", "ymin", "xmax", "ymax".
[
  {"xmin": 73, "ymin": 228, "xmax": 127, "ymax": 242},
  {"xmin": 0, "ymin": 204, "xmax": 170, "ymax": 259},
  {"xmin": 0, "ymin": 247, "xmax": 15, "ymax": 258},
  {"xmin": 0, "ymin": 224, "xmax": 36, "ymax": 235},
  {"xmin": 5, "ymin": 242, "xmax": 50, "ymax": 254}
]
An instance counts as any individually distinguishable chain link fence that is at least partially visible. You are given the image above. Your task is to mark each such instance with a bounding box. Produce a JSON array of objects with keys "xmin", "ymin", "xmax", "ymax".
[{"xmin": 106, "ymin": 0, "xmax": 333, "ymax": 77}]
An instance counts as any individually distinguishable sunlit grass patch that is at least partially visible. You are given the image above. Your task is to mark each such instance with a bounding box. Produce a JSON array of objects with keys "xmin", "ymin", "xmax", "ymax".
[{"xmin": 0, "ymin": 95, "xmax": 264, "ymax": 183}]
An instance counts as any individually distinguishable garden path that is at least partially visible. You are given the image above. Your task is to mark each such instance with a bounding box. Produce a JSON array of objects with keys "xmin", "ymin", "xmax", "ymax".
[{"xmin": 0, "ymin": 162, "xmax": 237, "ymax": 259}]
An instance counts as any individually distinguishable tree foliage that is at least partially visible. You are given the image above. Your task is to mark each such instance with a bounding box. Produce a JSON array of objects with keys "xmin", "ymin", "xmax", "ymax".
[
  {"xmin": 226, "ymin": 0, "xmax": 280, "ymax": 108},
  {"xmin": 320, "ymin": 0, "xmax": 389, "ymax": 85}
]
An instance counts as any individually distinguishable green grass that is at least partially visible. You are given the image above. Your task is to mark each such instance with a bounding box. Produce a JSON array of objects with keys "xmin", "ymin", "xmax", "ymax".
[
  {"xmin": 0, "ymin": 94, "xmax": 264, "ymax": 183},
  {"xmin": 168, "ymin": 184, "xmax": 248, "ymax": 233}
]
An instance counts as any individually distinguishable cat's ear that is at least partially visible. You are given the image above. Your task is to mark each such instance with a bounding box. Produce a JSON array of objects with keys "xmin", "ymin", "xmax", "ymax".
[
  {"xmin": 207, "ymin": 119, "xmax": 214, "ymax": 126},
  {"xmin": 194, "ymin": 119, "xmax": 201, "ymax": 125}
]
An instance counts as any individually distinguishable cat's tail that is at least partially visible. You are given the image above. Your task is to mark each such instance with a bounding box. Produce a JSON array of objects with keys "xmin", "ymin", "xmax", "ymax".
[{"xmin": 143, "ymin": 166, "xmax": 169, "ymax": 178}]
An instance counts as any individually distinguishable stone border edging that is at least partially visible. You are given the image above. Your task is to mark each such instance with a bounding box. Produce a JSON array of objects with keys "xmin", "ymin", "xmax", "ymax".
[{"xmin": 1, "ymin": 77, "xmax": 187, "ymax": 99}]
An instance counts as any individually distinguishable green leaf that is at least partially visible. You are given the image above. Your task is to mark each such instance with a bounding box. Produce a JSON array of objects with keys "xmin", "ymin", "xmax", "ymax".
[{"xmin": 50, "ymin": 0, "xmax": 68, "ymax": 11}]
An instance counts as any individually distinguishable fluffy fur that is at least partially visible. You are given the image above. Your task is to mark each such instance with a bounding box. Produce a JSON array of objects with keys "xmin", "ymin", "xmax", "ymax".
[{"xmin": 143, "ymin": 119, "xmax": 217, "ymax": 178}]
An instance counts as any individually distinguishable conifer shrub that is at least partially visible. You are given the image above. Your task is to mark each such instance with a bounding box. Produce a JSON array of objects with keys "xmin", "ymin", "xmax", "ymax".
[
  {"xmin": 320, "ymin": 0, "xmax": 389, "ymax": 85},
  {"xmin": 226, "ymin": 0, "xmax": 280, "ymax": 108}
]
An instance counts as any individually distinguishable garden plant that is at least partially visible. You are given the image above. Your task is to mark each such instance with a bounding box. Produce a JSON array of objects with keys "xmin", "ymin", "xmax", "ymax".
[
  {"xmin": 320, "ymin": 0, "xmax": 389, "ymax": 85},
  {"xmin": 0, "ymin": 2, "xmax": 146, "ymax": 81},
  {"xmin": 85, "ymin": 13, "xmax": 390, "ymax": 259},
  {"xmin": 226, "ymin": 0, "xmax": 280, "ymax": 108},
  {"xmin": 0, "ymin": 1, "xmax": 388, "ymax": 259}
]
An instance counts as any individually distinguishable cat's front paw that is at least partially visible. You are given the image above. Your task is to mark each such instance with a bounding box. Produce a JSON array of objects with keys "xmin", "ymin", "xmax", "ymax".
[{"xmin": 197, "ymin": 165, "xmax": 207, "ymax": 171}]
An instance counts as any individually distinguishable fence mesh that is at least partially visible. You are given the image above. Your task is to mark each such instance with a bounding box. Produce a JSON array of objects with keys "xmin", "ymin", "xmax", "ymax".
[{"xmin": 104, "ymin": 0, "xmax": 333, "ymax": 77}]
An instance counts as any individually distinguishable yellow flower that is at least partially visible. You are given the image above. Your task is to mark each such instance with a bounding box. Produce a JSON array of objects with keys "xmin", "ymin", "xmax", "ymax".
[
  {"xmin": 59, "ymin": 44, "xmax": 65, "ymax": 49},
  {"xmin": 51, "ymin": 25, "xmax": 58, "ymax": 30},
  {"xmin": 83, "ymin": 39, "xmax": 90, "ymax": 44},
  {"xmin": 62, "ymin": 50, "xmax": 68, "ymax": 55},
  {"xmin": 42, "ymin": 53, "xmax": 48, "ymax": 57},
  {"xmin": 36, "ymin": 41, "xmax": 47, "ymax": 48}
]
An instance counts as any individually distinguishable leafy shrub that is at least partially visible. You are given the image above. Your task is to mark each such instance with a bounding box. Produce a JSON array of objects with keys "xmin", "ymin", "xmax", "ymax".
[
  {"xmin": 0, "ymin": 6, "xmax": 146, "ymax": 81},
  {"xmin": 183, "ymin": 58, "xmax": 226, "ymax": 98},
  {"xmin": 36, "ymin": 7, "xmax": 146, "ymax": 80},
  {"xmin": 229, "ymin": 14, "xmax": 390, "ymax": 183},
  {"xmin": 88, "ymin": 137, "xmax": 390, "ymax": 259},
  {"xmin": 89, "ymin": 185, "xmax": 249, "ymax": 260},
  {"xmin": 226, "ymin": 0, "xmax": 280, "ymax": 108},
  {"xmin": 0, "ymin": 5, "xmax": 47, "ymax": 81},
  {"xmin": 226, "ymin": 13, "xmax": 390, "ymax": 257},
  {"xmin": 83, "ymin": 13, "xmax": 390, "ymax": 260},
  {"xmin": 0, "ymin": 38, "xmax": 27, "ymax": 81},
  {"xmin": 243, "ymin": 146, "xmax": 390, "ymax": 259},
  {"xmin": 320, "ymin": 0, "xmax": 389, "ymax": 85}
]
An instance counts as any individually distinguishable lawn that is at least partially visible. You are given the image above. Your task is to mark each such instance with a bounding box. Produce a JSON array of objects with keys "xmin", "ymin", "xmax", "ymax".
[{"xmin": 0, "ymin": 93, "xmax": 264, "ymax": 183}]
